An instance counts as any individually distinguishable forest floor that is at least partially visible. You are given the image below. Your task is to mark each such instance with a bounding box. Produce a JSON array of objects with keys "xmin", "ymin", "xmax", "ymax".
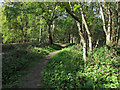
[{"xmin": 18, "ymin": 44, "xmax": 66, "ymax": 88}]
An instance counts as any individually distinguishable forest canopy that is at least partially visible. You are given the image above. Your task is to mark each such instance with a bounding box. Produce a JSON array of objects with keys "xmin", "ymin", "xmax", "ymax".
[
  {"xmin": 1, "ymin": 1, "xmax": 120, "ymax": 59},
  {"xmin": 1, "ymin": 1, "xmax": 120, "ymax": 88}
]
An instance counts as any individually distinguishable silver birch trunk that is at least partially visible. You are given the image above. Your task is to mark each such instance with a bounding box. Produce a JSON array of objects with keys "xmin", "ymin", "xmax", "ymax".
[
  {"xmin": 80, "ymin": 7, "xmax": 93, "ymax": 52},
  {"xmin": 76, "ymin": 21, "xmax": 87, "ymax": 62},
  {"xmin": 98, "ymin": 1, "xmax": 111, "ymax": 45},
  {"xmin": 104, "ymin": 2, "xmax": 112, "ymax": 45},
  {"xmin": 106, "ymin": 12, "xmax": 112, "ymax": 45}
]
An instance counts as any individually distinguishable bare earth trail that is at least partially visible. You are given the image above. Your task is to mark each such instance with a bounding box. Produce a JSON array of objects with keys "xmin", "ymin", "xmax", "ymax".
[
  {"xmin": 18, "ymin": 44, "xmax": 67, "ymax": 88},
  {"xmin": 18, "ymin": 50, "xmax": 60, "ymax": 88}
]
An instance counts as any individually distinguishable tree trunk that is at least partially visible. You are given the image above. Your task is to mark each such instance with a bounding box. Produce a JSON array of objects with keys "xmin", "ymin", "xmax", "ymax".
[
  {"xmin": 111, "ymin": 16, "xmax": 115, "ymax": 42},
  {"xmin": 106, "ymin": 31, "xmax": 111, "ymax": 46},
  {"xmin": 70, "ymin": 34, "xmax": 73, "ymax": 43},
  {"xmin": 39, "ymin": 25, "xmax": 42, "ymax": 43},
  {"xmin": 107, "ymin": 7, "xmax": 112, "ymax": 45},
  {"xmin": 65, "ymin": 5, "xmax": 87, "ymax": 62},
  {"xmin": 95, "ymin": 39, "xmax": 99, "ymax": 48},
  {"xmin": 117, "ymin": 2, "xmax": 120, "ymax": 43},
  {"xmin": 39, "ymin": 17, "xmax": 42, "ymax": 43},
  {"xmin": 48, "ymin": 24, "xmax": 53, "ymax": 44},
  {"xmin": 80, "ymin": 6, "xmax": 93, "ymax": 52},
  {"xmin": 76, "ymin": 21, "xmax": 87, "ymax": 62},
  {"xmin": 83, "ymin": 41, "xmax": 87, "ymax": 63},
  {"xmin": 98, "ymin": 1, "xmax": 112, "ymax": 45},
  {"xmin": 68, "ymin": 33, "xmax": 70, "ymax": 43},
  {"xmin": 73, "ymin": 37, "xmax": 76, "ymax": 44}
]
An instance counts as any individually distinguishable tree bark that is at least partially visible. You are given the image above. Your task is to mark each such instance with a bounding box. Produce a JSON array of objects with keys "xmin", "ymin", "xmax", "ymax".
[
  {"xmin": 111, "ymin": 18, "xmax": 115, "ymax": 42},
  {"xmin": 95, "ymin": 39, "xmax": 99, "ymax": 48},
  {"xmin": 39, "ymin": 25, "xmax": 42, "ymax": 43},
  {"xmin": 73, "ymin": 37, "xmax": 76, "ymax": 44},
  {"xmin": 39, "ymin": 17, "xmax": 42, "ymax": 43},
  {"xmin": 48, "ymin": 24, "xmax": 53, "ymax": 44},
  {"xmin": 106, "ymin": 5, "xmax": 112, "ymax": 45},
  {"xmin": 98, "ymin": 1, "xmax": 112, "ymax": 45},
  {"xmin": 70, "ymin": 34, "xmax": 73, "ymax": 43},
  {"xmin": 76, "ymin": 21, "xmax": 87, "ymax": 62},
  {"xmin": 117, "ymin": 1, "xmax": 120, "ymax": 43},
  {"xmin": 68, "ymin": 1, "xmax": 92, "ymax": 52},
  {"xmin": 79, "ymin": 4, "xmax": 93, "ymax": 52},
  {"xmin": 65, "ymin": 4, "xmax": 87, "ymax": 62},
  {"xmin": 68, "ymin": 33, "xmax": 70, "ymax": 43}
]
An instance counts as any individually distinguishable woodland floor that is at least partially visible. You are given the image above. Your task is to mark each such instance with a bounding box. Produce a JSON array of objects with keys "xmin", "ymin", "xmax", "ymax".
[{"xmin": 18, "ymin": 44, "xmax": 66, "ymax": 88}]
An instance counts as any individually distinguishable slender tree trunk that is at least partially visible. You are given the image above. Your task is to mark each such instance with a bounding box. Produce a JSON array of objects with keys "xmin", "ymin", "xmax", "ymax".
[
  {"xmin": 99, "ymin": 2, "xmax": 107, "ymax": 34},
  {"xmin": 39, "ymin": 25, "xmax": 42, "ymax": 42},
  {"xmin": 106, "ymin": 32, "xmax": 111, "ymax": 45},
  {"xmin": 73, "ymin": 37, "xmax": 76, "ymax": 44},
  {"xmin": 70, "ymin": 34, "xmax": 73, "ymax": 43},
  {"xmin": 106, "ymin": 7, "xmax": 112, "ymax": 45},
  {"xmin": 79, "ymin": 6, "xmax": 93, "ymax": 52},
  {"xmin": 24, "ymin": 14, "xmax": 28, "ymax": 42},
  {"xmin": 76, "ymin": 21, "xmax": 87, "ymax": 62},
  {"xmin": 52, "ymin": 23, "xmax": 55, "ymax": 43},
  {"xmin": 116, "ymin": 3, "xmax": 119, "ymax": 43},
  {"xmin": 68, "ymin": 33, "xmax": 70, "ymax": 43},
  {"xmin": 82, "ymin": 20, "xmax": 84, "ymax": 33},
  {"xmin": 95, "ymin": 39, "xmax": 99, "ymax": 48},
  {"xmin": 117, "ymin": 1, "xmax": 120, "ymax": 43},
  {"xmin": 48, "ymin": 24, "xmax": 53, "ymax": 44},
  {"xmin": 39, "ymin": 17, "xmax": 42, "ymax": 42},
  {"xmin": 111, "ymin": 15, "xmax": 115, "ymax": 42},
  {"xmin": 98, "ymin": 1, "xmax": 112, "ymax": 45},
  {"xmin": 65, "ymin": 4, "xmax": 87, "ymax": 62}
]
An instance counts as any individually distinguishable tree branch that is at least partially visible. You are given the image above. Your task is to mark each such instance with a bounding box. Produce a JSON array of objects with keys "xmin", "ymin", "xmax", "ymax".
[{"xmin": 65, "ymin": 7, "xmax": 81, "ymax": 23}]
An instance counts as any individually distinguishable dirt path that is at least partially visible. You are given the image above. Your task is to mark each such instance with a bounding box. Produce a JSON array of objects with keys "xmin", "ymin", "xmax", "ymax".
[{"xmin": 18, "ymin": 50, "xmax": 60, "ymax": 88}]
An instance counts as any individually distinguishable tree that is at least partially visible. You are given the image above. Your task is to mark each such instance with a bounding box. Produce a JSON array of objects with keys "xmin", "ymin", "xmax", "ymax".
[
  {"xmin": 77, "ymin": 1, "xmax": 93, "ymax": 52},
  {"xmin": 98, "ymin": 1, "xmax": 120, "ymax": 46},
  {"xmin": 61, "ymin": 2, "xmax": 87, "ymax": 61},
  {"xmin": 40, "ymin": 3, "xmax": 61, "ymax": 44}
]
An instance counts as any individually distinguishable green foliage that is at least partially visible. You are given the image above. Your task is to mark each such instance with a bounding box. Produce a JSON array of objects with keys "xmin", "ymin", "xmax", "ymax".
[
  {"xmin": 42, "ymin": 45, "xmax": 84, "ymax": 88},
  {"xmin": 73, "ymin": 4, "xmax": 81, "ymax": 12},
  {"xmin": 86, "ymin": 46, "xmax": 120, "ymax": 88},
  {"xmin": 2, "ymin": 43, "xmax": 62, "ymax": 88},
  {"xmin": 42, "ymin": 45, "xmax": 120, "ymax": 89},
  {"xmin": 2, "ymin": 48, "xmax": 43, "ymax": 88}
]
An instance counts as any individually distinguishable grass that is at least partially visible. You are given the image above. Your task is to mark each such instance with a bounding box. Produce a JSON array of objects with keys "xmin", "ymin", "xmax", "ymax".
[
  {"xmin": 42, "ymin": 44, "xmax": 120, "ymax": 89},
  {"xmin": 2, "ymin": 43, "xmax": 62, "ymax": 88}
]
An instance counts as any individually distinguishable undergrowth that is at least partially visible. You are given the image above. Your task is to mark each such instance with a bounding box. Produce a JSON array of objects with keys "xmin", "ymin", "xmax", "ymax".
[
  {"xmin": 2, "ymin": 43, "xmax": 62, "ymax": 88},
  {"xmin": 42, "ymin": 45, "xmax": 120, "ymax": 89}
]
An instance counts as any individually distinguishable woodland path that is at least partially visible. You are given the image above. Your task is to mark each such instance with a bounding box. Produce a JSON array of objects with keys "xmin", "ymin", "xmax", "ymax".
[{"xmin": 18, "ymin": 44, "xmax": 66, "ymax": 88}]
